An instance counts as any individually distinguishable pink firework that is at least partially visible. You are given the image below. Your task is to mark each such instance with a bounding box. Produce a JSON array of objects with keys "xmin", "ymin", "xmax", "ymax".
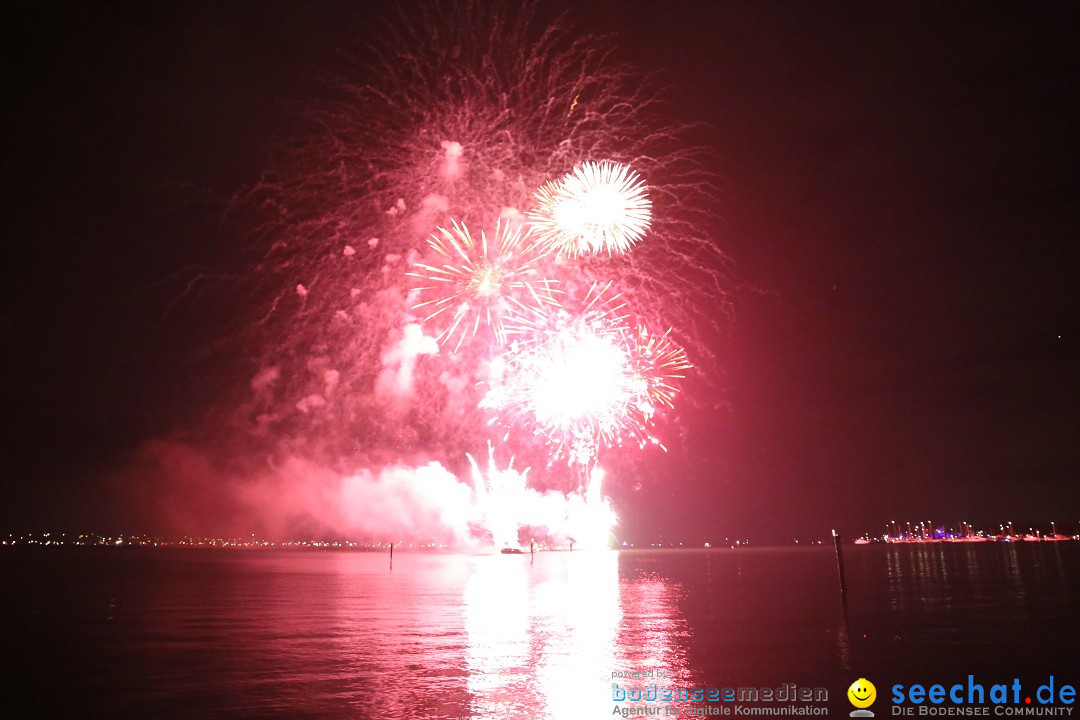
[
  {"xmin": 528, "ymin": 161, "xmax": 652, "ymax": 256},
  {"xmin": 408, "ymin": 220, "xmax": 555, "ymax": 352}
]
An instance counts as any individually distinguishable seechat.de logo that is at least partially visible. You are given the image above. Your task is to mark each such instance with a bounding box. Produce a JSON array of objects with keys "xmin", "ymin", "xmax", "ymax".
[{"xmin": 849, "ymin": 679, "xmax": 878, "ymax": 717}]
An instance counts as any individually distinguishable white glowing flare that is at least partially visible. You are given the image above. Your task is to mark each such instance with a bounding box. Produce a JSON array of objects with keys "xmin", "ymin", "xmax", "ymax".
[
  {"xmin": 531, "ymin": 330, "xmax": 629, "ymax": 430},
  {"xmin": 564, "ymin": 466, "xmax": 617, "ymax": 550},
  {"xmin": 468, "ymin": 447, "xmax": 616, "ymax": 550},
  {"xmin": 528, "ymin": 161, "xmax": 652, "ymax": 256},
  {"xmin": 468, "ymin": 450, "xmax": 530, "ymax": 550},
  {"xmin": 482, "ymin": 318, "xmax": 650, "ymax": 465}
]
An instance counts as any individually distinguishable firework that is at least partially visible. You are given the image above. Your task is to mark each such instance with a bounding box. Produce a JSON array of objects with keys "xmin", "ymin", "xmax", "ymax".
[
  {"xmin": 468, "ymin": 446, "xmax": 616, "ymax": 549},
  {"xmin": 468, "ymin": 447, "xmax": 530, "ymax": 549},
  {"xmin": 528, "ymin": 161, "xmax": 652, "ymax": 256},
  {"xmin": 502, "ymin": 280, "xmax": 628, "ymax": 347},
  {"xmin": 209, "ymin": 2, "xmax": 730, "ymax": 549},
  {"xmin": 408, "ymin": 220, "xmax": 555, "ymax": 352},
  {"xmin": 481, "ymin": 287, "xmax": 689, "ymax": 466},
  {"xmin": 482, "ymin": 303, "xmax": 658, "ymax": 466},
  {"xmin": 623, "ymin": 326, "xmax": 691, "ymax": 419},
  {"xmin": 233, "ymin": 3, "xmax": 728, "ymax": 469}
]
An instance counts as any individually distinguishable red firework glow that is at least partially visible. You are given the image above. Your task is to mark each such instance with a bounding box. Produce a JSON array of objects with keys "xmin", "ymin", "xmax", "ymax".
[
  {"xmin": 624, "ymin": 327, "xmax": 692, "ymax": 419},
  {"xmin": 224, "ymin": 3, "xmax": 728, "ymax": 549}
]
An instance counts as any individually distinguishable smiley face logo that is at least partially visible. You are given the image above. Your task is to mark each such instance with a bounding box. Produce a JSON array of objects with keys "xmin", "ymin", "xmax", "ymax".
[{"xmin": 848, "ymin": 678, "xmax": 877, "ymax": 709}]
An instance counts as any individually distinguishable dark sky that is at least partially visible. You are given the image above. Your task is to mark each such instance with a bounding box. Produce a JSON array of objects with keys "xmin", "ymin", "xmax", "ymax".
[{"xmin": 5, "ymin": 1, "xmax": 1078, "ymax": 542}]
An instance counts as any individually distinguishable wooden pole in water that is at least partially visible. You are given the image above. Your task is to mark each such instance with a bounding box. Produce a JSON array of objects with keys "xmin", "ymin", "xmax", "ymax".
[
  {"xmin": 832, "ymin": 529, "xmax": 848, "ymax": 603},
  {"xmin": 389, "ymin": 542, "xmax": 393, "ymax": 571}
]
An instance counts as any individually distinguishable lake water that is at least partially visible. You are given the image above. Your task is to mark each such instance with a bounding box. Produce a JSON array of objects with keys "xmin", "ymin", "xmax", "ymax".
[{"xmin": 3, "ymin": 544, "xmax": 1078, "ymax": 718}]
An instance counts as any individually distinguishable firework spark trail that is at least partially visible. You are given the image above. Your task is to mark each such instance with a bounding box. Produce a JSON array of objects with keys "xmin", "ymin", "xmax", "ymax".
[
  {"xmin": 528, "ymin": 161, "xmax": 652, "ymax": 256},
  {"xmin": 622, "ymin": 326, "xmax": 692, "ymax": 420},
  {"xmin": 407, "ymin": 220, "xmax": 556, "ymax": 352},
  {"xmin": 500, "ymin": 280, "xmax": 627, "ymax": 347},
  {"xmin": 212, "ymin": 1, "xmax": 731, "ymax": 547}
]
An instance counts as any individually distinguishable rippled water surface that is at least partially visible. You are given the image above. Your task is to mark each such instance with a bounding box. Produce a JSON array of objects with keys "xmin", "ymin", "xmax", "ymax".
[{"xmin": 4, "ymin": 544, "xmax": 1078, "ymax": 718}]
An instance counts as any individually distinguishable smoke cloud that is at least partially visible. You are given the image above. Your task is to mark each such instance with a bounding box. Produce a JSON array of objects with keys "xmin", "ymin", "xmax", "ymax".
[
  {"xmin": 376, "ymin": 323, "xmax": 440, "ymax": 400},
  {"xmin": 103, "ymin": 440, "xmax": 613, "ymax": 548}
]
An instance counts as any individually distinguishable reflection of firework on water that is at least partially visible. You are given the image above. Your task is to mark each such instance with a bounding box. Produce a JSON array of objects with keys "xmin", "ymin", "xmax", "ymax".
[
  {"xmin": 408, "ymin": 220, "xmax": 555, "ymax": 352},
  {"xmin": 529, "ymin": 161, "xmax": 652, "ymax": 256}
]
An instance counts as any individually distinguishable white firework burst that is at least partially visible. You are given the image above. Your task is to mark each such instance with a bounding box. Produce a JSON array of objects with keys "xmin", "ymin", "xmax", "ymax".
[{"xmin": 528, "ymin": 161, "xmax": 652, "ymax": 256}]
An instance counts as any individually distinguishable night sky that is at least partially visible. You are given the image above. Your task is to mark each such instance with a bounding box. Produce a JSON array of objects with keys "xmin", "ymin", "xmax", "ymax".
[{"xmin": 6, "ymin": 1, "xmax": 1078, "ymax": 543}]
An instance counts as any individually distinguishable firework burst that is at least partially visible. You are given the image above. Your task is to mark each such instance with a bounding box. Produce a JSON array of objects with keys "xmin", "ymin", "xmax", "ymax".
[
  {"xmin": 481, "ymin": 287, "xmax": 675, "ymax": 466},
  {"xmin": 408, "ymin": 220, "xmax": 555, "ymax": 352},
  {"xmin": 623, "ymin": 326, "xmax": 691, "ymax": 420},
  {"xmin": 502, "ymin": 280, "xmax": 628, "ymax": 347},
  {"xmin": 528, "ymin": 161, "xmax": 652, "ymax": 256}
]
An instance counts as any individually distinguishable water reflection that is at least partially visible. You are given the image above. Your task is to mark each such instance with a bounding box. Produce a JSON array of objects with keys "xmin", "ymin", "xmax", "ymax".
[
  {"xmin": 464, "ymin": 555, "xmax": 536, "ymax": 716},
  {"xmin": 534, "ymin": 552, "xmax": 620, "ymax": 718},
  {"xmin": 6, "ymin": 546, "xmax": 1075, "ymax": 718},
  {"xmin": 615, "ymin": 578, "xmax": 691, "ymax": 676},
  {"xmin": 463, "ymin": 550, "xmax": 694, "ymax": 718},
  {"xmin": 465, "ymin": 551, "xmax": 621, "ymax": 717},
  {"xmin": 613, "ymin": 574, "xmax": 695, "ymax": 714}
]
